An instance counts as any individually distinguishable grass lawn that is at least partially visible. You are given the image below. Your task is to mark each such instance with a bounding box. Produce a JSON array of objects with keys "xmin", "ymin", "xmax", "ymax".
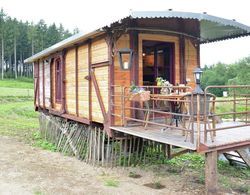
[
  {"xmin": 0, "ymin": 87, "xmax": 34, "ymax": 97},
  {"xmin": 0, "ymin": 78, "xmax": 37, "ymax": 141},
  {"xmin": 215, "ymin": 97, "xmax": 248, "ymax": 119},
  {"xmin": 0, "ymin": 101, "xmax": 38, "ymax": 139},
  {"xmin": 0, "ymin": 77, "xmax": 33, "ymax": 89}
]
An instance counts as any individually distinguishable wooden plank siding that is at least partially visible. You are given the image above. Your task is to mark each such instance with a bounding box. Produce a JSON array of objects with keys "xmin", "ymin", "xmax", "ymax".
[
  {"xmin": 78, "ymin": 44, "xmax": 89, "ymax": 119},
  {"xmin": 91, "ymin": 39, "xmax": 108, "ymax": 64},
  {"xmin": 65, "ymin": 48, "xmax": 76, "ymax": 115},
  {"xmin": 46, "ymin": 38, "xmax": 109, "ymax": 124},
  {"xmin": 91, "ymin": 66, "xmax": 109, "ymax": 122},
  {"xmin": 51, "ymin": 57, "xmax": 62, "ymax": 111},
  {"xmin": 185, "ymin": 38, "xmax": 198, "ymax": 89},
  {"xmin": 39, "ymin": 60, "xmax": 43, "ymax": 108},
  {"xmin": 36, "ymin": 33, "xmax": 198, "ymax": 126},
  {"xmin": 44, "ymin": 61, "xmax": 51, "ymax": 108},
  {"xmin": 90, "ymin": 38, "xmax": 109, "ymax": 123},
  {"xmin": 33, "ymin": 62, "xmax": 39, "ymax": 107},
  {"xmin": 113, "ymin": 34, "xmax": 131, "ymax": 125}
]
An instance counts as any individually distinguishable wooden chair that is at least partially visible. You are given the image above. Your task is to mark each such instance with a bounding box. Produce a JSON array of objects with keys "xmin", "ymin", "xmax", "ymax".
[{"xmin": 180, "ymin": 93, "xmax": 216, "ymax": 142}]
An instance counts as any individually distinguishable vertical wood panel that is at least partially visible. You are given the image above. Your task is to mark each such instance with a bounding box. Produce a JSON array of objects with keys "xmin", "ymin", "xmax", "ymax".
[
  {"xmin": 91, "ymin": 66, "xmax": 109, "ymax": 122},
  {"xmin": 179, "ymin": 35, "xmax": 186, "ymax": 84},
  {"xmin": 51, "ymin": 57, "xmax": 62, "ymax": 110},
  {"xmin": 43, "ymin": 60, "xmax": 45, "ymax": 109},
  {"xmin": 65, "ymin": 48, "xmax": 76, "ymax": 115},
  {"xmin": 39, "ymin": 60, "xmax": 43, "ymax": 107},
  {"xmin": 185, "ymin": 38, "xmax": 198, "ymax": 89},
  {"xmin": 75, "ymin": 46, "xmax": 79, "ymax": 116},
  {"xmin": 44, "ymin": 60, "xmax": 51, "ymax": 108},
  {"xmin": 130, "ymin": 31, "xmax": 139, "ymax": 85},
  {"xmin": 88, "ymin": 41, "xmax": 92, "ymax": 121},
  {"xmin": 113, "ymin": 34, "xmax": 131, "ymax": 125},
  {"xmin": 34, "ymin": 61, "xmax": 39, "ymax": 106},
  {"xmin": 91, "ymin": 39, "xmax": 108, "ymax": 64},
  {"xmin": 107, "ymin": 35, "xmax": 114, "ymax": 126},
  {"xmin": 62, "ymin": 51, "xmax": 66, "ymax": 113},
  {"xmin": 78, "ymin": 44, "xmax": 89, "ymax": 118}
]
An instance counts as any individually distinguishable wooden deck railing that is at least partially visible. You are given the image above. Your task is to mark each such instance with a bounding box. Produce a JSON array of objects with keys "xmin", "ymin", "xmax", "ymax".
[
  {"xmin": 110, "ymin": 85, "xmax": 250, "ymax": 148},
  {"xmin": 111, "ymin": 85, "xmax": 195, "ymax": 143},
  {"xmin": 204, "ymin": 85, "xmax": 250, "ymax": 143}
]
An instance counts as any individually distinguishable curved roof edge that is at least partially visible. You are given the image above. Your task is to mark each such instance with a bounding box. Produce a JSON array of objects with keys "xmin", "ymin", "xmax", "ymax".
[
  {"xmin": 24, "ymin": 11, "xmax": 250, "ymax": 63},
  {"xmin": 131, "ymin": 11, "xmax": 250, "ymax": 31}
]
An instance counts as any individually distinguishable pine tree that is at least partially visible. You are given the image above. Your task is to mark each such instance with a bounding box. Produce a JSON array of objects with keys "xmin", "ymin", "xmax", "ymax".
[{"xmin": 0, "ymin": 9, "xmax": 73, "ymax": 79}]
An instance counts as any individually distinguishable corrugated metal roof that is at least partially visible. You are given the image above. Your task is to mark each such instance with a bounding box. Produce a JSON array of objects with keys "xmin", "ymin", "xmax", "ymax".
[
  {"xmin": 24, "ymin": 11, "xmax": 250, "ymax": 63},
  {"xmin": 131, "ymin": 11, "xmax": 250, "ymax": 43}
]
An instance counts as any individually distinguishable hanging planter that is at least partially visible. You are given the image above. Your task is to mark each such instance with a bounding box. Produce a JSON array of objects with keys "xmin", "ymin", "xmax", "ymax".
[
  {"xmin": 129, "ymin": 84, "xmax": 150, "ymax": 102},
  {"xmin": 129, "ymin": 91, "xmax": 151, "ymax": 102}
]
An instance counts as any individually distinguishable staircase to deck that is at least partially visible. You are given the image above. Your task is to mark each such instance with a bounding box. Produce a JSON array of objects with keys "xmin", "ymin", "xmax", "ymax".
[{"xmin": 223, "ymin": 148, "xmax": 250, "ymax": 167}]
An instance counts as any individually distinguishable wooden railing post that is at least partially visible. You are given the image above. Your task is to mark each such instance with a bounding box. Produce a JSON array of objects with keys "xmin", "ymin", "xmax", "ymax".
[
  {"xmin": 233, "ymin": 89, "xmax": 236, "ymax": 122},
  {"xmin": 190, "ymin": 93, "xmax": 195, "ymax": 144},
  {"xmin": 121, "ymin": 86, "xmax": 126, "ymax": 126},
  {"xmin": 196, "ymin": 94, "xmax": 201, "ymax": 150},
  {"xmin": 245, "ymin": 95, "xmax": 248, "ymax": 124}
]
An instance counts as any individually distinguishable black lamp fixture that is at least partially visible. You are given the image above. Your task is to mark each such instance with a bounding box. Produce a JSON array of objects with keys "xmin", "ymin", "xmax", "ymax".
[
  {"xmin": 193, "ymin": 67, "xmax": 204, "ymax": 94},
  {"xmin": 118, "ymin": 48, "xmax": 133, "ymax": 70}
]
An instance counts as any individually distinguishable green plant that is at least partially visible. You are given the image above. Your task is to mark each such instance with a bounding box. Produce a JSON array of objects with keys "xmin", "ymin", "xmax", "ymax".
[
  {"xmin": 33, "ymin": 190, "xmax": 44, "ymax": 195},
  {"xmin": 0, "ymin": 78, "xmax": 34, "ymax": 89},
  {"xmin": 104, "ymin": 179, "xmax": 119, "ymax": 187},
  {"xmin": 32, "ymin": 131, "xmax": 56, "ymax": 152}
]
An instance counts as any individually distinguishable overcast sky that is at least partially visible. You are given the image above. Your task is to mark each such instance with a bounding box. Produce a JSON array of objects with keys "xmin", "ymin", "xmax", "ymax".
[{"xmin": 1, "ymin": 0, "xmax": 250, "ymax": 66}]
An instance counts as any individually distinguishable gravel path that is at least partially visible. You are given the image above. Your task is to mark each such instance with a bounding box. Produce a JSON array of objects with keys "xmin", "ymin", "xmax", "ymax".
[{"xmin": 0, "ymin": 136, "xmax": 204, "ymax": 195}]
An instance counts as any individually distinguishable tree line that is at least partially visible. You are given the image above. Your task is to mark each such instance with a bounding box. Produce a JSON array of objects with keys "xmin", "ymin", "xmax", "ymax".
[
  {"xmin": 201, "ymin": 56, "xmax": 250, "ymax": 96},
  {"xmin": 0, "ymin": 9, "xmax": 76, "ymax": 79}
]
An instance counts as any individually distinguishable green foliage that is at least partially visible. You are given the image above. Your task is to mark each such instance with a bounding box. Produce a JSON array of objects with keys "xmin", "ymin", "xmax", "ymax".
[
  {"xmin": 0, "ymin": 78, "xmax": 33, "ymax": 88},
  {"xmin": 104, "ymin": 179, "xmax": 119, "ymax": 187},
  {"xmin": 201, "ymin": 57, "xmax": 250, "ymax": 96},
  {"xmin": 0, "ymin": 99, "xmax": 38, "ymax": 138},
  {"xmin": 215, "ymin": 97, "xmax": 247, "ymax": 119},
  {"xmin": 0, "ymin": 9, "xmax": 74, "ymax": 79},
  {"xmin": 0, "ymin": 82, "xmax": 38, "ymax": 139},
  {"xmin": 165, "ymin": 153, "xmax": 204, "ymax": 169},
  {"xmin": 165, "ymin": 153, "xmax": 250, "ymax": 180},
  {"xmin": 33, "ymin": 131, "xmax": 56, "ymax": 152}
]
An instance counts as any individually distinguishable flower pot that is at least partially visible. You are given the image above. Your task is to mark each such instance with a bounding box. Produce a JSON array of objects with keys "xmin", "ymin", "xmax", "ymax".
[{"xmin": 129, "ymin": 91, "xmax": 151, "ymax": 102}]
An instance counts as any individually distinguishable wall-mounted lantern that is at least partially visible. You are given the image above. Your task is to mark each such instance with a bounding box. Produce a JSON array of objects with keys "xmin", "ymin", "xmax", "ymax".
[
  {"xmin": 193, "ymin": 67, "xmax": 204, "ymax": 94},
  {"xmin": 118, "ymin": 48, "xmax": 133, "ymax": 70}
]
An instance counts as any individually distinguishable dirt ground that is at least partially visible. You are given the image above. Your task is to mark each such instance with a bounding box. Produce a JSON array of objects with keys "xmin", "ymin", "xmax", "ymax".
[{"xmin": 0, "ymin": 136, "xmax": 207, "ymax": 195}]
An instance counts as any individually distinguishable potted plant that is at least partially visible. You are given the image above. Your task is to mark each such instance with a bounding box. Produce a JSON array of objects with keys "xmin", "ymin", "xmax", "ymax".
[
  {"xmin": 129, "ymin": 82, "xmax": 150, "ymax": 102},
  {"xmin": 156, "ymin": 77, "xmax": 173, "ymax": 94}
]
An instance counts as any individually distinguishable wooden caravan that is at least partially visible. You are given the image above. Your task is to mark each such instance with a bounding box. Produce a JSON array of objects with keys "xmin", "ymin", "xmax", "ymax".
[{"xmin": 25, "ymin": 11, "xmax": 250, "ymax": 194}]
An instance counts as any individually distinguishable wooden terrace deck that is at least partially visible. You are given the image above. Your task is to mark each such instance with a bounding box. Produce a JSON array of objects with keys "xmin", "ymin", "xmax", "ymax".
[{"xmin": 111, "ymin": 122, "xmax": 250, "ymax": 152}]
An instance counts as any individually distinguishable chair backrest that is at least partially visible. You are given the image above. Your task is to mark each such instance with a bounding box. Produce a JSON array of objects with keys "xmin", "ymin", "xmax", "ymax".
[{"xmin": 182, "ymin": 93, "xmax": 216, "ymax": 116}]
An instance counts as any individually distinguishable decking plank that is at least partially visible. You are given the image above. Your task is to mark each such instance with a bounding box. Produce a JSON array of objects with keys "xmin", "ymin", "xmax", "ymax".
[{"xmin": 111, "ymin": 122, "xmax": 250, "ymax": 151}]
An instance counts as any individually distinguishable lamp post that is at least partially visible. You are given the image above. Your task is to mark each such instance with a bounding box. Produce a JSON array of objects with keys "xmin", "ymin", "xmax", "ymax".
[
  {"xmin": 193, "ymin": 67, "xmax": 204, "ymax": 94},
  {"xmin": 118, "ymin": 48, "xmax": 133, "ymax": 70}
]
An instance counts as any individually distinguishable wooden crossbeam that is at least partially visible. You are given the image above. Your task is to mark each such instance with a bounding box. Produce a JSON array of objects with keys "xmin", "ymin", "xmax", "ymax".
[{"xmin": 90, "ymin": 69, "xmax": 108, "ymax": 123}]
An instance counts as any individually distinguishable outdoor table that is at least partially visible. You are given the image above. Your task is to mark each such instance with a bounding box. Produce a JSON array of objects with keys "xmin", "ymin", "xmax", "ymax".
[{"xmin": 150, "ymin": 93, "xmax": 188, "ymax": 127}]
